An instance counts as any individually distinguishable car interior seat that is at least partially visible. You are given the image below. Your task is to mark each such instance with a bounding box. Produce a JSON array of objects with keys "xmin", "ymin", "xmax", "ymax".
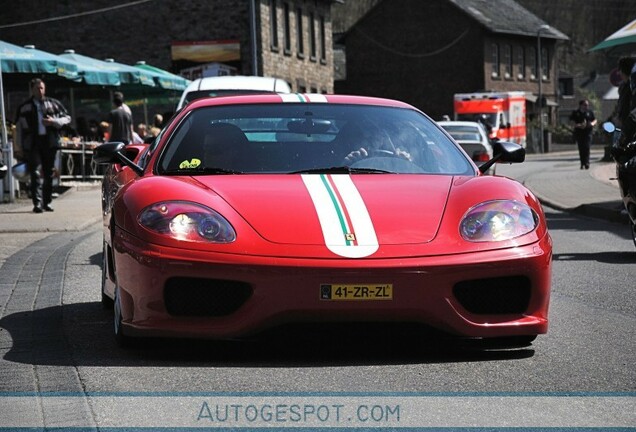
[{"xmin": 203, "ymin": 123, "xmax": 250, "ymax": 171}]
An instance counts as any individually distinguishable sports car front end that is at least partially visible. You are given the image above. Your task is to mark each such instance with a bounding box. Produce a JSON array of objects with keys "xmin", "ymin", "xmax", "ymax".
[{"xmin": 96, "ymin": 94, "xmax": 551, "ymax": 346}]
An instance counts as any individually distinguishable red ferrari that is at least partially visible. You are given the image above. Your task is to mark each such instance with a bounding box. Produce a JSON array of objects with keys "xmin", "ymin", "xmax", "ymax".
[{"xmin": 95, "ymin": 94, "xmax": 552, "ymax": 347}]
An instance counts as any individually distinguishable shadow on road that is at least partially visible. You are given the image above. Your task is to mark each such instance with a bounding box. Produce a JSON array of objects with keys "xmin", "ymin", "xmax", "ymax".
[
  {"xmin": 553, "ymin": 252, "xmax": 636, "ymax": 264},
  {"xmin": 546, "ymin": 209, "xmax": 630, "ymax": 233},
  {"xmin": 1, "ymin": 302, "xmax": 535, "ymax": 367}
]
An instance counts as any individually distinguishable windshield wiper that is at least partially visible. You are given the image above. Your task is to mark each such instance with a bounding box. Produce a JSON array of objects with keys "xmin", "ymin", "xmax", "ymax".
[{"xmin": 290, "ymin": 166, "xmax": 391, "ymax": 174}]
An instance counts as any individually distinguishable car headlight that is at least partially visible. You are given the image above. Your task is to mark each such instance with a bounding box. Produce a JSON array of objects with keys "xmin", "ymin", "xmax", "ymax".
[
  {"xmin": 460, "ymin": 200, "xmax": 538, "ymax": 242},
  {"xmin": 138, "ymin": 201, "xmax": 236, "ymax": 243}
]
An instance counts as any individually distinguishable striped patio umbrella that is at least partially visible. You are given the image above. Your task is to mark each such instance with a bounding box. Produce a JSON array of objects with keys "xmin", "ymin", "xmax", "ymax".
[{"xmin": 134, "ymin": 61, "xmax": 190, "ymax": 91}]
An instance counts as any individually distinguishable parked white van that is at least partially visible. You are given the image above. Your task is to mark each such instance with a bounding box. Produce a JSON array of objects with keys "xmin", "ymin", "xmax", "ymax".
[{"xmin": 176, "ymin": 75, "xmax": 291, "ymax": 110}]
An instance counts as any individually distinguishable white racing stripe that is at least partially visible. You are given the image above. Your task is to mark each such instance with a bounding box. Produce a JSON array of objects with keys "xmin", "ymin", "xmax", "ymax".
[
  {"xmin": 280, "ymin": 93, "xmax": 328, "ymax": 103},
  {"xmin": 302, "ymin": 174, "xmax": 379, "ymax": 258}
]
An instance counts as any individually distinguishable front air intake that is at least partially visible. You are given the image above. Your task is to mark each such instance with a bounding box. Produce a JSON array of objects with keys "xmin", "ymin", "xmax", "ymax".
[
  {"xmin": 164, "ymin": 277, "xmax": 252, "ymax": 317},
  {"xmin": 453, "ymin": 276, "xmax": 531, "ymax": 315}
]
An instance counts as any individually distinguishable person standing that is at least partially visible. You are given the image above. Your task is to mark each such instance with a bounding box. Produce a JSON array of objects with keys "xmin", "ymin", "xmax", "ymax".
[
  {"xmin": 569, "ymin": 99, "xmax": 597, "ymax": 169},
  {"xmin": 107, "ymin": 92, "xmax": 133, "ymax": 144},
  {"xmin": 613, "ymin": 58, "xmax": 636, "ymax": 175},
  {"xmin": 15, "ymin": 78, "xmax": 71, "ymax": 213},
  {"xmin": 152, "ymin": 113, "xmax": 163, "ymax": 129},
  {"xmin": 612, "ymin": 57, "xmax": 636, "ymax": 131}
]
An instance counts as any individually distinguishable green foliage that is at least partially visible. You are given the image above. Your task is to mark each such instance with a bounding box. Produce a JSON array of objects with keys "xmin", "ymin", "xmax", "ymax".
[{"xmin": 548, "ymin": 123, "xmax": 574, "ymax": 144}]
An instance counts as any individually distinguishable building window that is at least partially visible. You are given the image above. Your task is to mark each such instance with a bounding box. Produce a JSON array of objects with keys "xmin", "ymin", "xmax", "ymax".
[
  {"xmin": 503, "ymin": 44, "xmax": 512, "ymax": 79},
  {"xmin": 516, "ymin": 46, "xmax": 525, "ymax": 80},
  {"xmin": 270, "ymin": 0, "xmax": 279, "ymax": 51},
  {"xmin": 283, "ymin": 2, "xmax": 291, "ymax": 55},
  {"xmin": 528, "ymin": 47, "xmax": 537, "ymax": 79},
  {"xmin": 297, "ymin": 78, "xmax": 306, "ymax": 93},
  {"xmin": 491, "ymin": 43, "xmax": 500, "ymax": 78},
  {"xmin": 296, "ymin": 7, "xmax": 304, "ymax": 58},
  {"xmin": 309, "ymin": 12, "xmax": 317, "ymax": 61},
  {"xmin": 319, "ymin": 15, "xmax": 327, "ymax": 64},
  {"xmin": 540, "ymin": 46, "xmax": 549, "ymax": 80},
  {"xmin": 559, "ymin": 77, "xmax": 574, "ymax": 97}
]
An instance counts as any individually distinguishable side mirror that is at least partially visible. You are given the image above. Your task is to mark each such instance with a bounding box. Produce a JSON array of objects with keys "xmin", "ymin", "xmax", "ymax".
[
  {"xmin": 93, "ymin": 142, "xmax": 125, "ymax": 164},
  {"xmin": 93, "ymin": 142, "xmax": 144, "ymax": 176},
  {"xmin": 479, "ymin": 141, "xmax": 525, "ymax": 174}
]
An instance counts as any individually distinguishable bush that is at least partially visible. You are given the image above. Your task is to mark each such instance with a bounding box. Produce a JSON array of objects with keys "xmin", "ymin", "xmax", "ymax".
[{"xmin": 548, "ymin": 123, "xmax": 574, "ymax": 144}]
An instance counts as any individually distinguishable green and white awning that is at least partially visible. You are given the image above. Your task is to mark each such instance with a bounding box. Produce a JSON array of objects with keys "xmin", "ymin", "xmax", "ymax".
[{"xmin": 589, "ymin": 19, "xmax": 636, "ymax": 52}]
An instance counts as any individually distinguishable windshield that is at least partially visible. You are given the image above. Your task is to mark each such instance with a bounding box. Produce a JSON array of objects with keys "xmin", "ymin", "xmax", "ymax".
[
  {"xmin": 440, "ymin": 125, "xmax": 484, "ymax": 142},
  {"xmin": 456, "ymin": 113, "xmax": 498, "ymax": 127},
  {"xmin": 158, "ymin": 104, "xmax": 474, "ymax": 175}
]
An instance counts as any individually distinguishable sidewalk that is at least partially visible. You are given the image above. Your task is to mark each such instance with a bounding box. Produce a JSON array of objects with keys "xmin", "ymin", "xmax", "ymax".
[
  {"xmin": 0, "ymin": 183, "xmax": 102, "ymax": 233},
  {"xmin": 519, "ymin": 147, "xmax": 627, "ymax": 224}
]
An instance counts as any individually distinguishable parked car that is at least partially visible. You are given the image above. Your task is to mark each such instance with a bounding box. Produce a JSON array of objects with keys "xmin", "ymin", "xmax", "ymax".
[
  {"xmin": 437, "ymin": 120, "xmax": 496, "ymax": 174},
  {"xmin": 95, "ymin": 94, "xmax": 551, "ymax": 348},
  {"xmin": 176, "ymin": 75, "xmax": 291, "ymax": 110}
]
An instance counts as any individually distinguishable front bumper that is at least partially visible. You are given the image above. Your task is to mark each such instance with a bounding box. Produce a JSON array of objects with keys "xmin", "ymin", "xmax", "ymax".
[{"xmin": 112, "ymin": 232, "xmax": 552, "ymax": 340}]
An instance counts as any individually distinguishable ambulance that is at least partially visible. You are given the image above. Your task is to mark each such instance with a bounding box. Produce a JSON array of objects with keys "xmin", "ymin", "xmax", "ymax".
[{"xmin": 453, "ymin": 91, "xmax": 527, "ymax": 147}]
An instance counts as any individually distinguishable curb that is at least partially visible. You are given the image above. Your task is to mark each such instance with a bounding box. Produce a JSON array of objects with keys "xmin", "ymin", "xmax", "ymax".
[
  {"xmin": 528, "ymin": 183, "xmax": 628, "ymax": 225},
  {"xmin": 520, "ymin": 152, "xmax": 629, "ymax": 225}
]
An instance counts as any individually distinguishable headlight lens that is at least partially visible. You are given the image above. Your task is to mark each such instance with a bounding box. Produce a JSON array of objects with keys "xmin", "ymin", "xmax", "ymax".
[
  {"xmin": 138, "ymin": 201, "xmax": 236, "ymax": 243},
  {"xmin": 460, "ymin": 200, "xmax": 538, "ymax": 242}
]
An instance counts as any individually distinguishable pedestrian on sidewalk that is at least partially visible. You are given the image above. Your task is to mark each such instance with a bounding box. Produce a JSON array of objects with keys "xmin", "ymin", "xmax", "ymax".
[
  {"xmin": 107, "ymin": 92, "xmax": 133, "ymax": 145},
  {"xmin": 570, "ymin": 99, "xmax": 597, "ymax": 170},
  {"xmin": 15, "ymin": 78, "xmax": 71, "ymax": 213}
]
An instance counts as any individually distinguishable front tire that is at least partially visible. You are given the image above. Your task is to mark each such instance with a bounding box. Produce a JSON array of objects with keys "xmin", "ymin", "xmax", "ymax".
[
  {"xmin": 101, "ymin": 241, "xmax": 114, "ymax": 309},
  {"xmin": 114, "ymin": 286, "xmax": 132, "ymax": 348}
]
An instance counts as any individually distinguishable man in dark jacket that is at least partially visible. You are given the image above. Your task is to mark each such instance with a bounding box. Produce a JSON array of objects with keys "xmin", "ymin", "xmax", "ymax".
[
  {"xmin": 612, "ymin": 57, "xmax": 636, "ymax": 174},
  {"xmin": 611, "ymin": 57, "xmax": 636, "ymax": 130},
  {"xmin": 15, "ymin": 78, "xmax": 71, "ymax": 213},
  {"xmin": 569, "ymin": 99, "xmax": 597, "ymax": 170}
]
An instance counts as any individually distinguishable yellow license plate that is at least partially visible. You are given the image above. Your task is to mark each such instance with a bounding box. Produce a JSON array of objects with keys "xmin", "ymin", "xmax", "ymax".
[{"xmin": 320, "ymin": 284, "xmax": 393, "ymax": 301}]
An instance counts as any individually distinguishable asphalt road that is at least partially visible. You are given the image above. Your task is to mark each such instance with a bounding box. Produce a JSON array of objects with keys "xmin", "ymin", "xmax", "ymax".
[{"xmin": 0, "ymin": 151, "xmax": 634, "ymax": 429}]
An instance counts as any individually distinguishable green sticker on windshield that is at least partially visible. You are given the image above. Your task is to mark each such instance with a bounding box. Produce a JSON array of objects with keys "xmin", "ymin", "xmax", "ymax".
[{"xmin": 179, "ymin": 158, "xmax": 201, "ymax": 169}]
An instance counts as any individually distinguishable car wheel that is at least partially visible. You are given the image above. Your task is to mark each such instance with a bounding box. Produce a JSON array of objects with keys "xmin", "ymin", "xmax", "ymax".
[
  {"xmin": 101, "ymin": 241, "xmax": 114, "ymax": 309},
  {"xmin": 114, "ymin": 286, "xmax": 132, "ymax": 348}
]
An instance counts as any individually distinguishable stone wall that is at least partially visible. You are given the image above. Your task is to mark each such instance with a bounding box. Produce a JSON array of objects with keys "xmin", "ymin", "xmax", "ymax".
[
  {"xmin": 260, "ymin": 0, "xmax": 334, "ymax": 92},
  {"xmin": 0, "ymin": 0, "xmax": 334, "ymax": 92}
]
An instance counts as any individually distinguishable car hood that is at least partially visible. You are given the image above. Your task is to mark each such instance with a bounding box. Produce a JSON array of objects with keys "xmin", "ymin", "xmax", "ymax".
[{"xmin": 195, "ymin": 174, "xmax": 453, "ymax": 253}]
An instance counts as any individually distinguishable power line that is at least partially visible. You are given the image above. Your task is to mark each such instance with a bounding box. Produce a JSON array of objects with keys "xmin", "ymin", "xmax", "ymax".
[
  {"xmin": 353, "ymin": 26, "xmax": 471, "ymax": 58},
  {"xmin": 0, "ymin": 0, "xmax": 157, "ymax": 29}
]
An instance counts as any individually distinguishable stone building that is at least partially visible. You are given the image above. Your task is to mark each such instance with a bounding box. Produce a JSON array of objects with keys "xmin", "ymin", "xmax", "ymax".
[
  {"xmin": 331, "ymin": 0, "xmax": 636, "ymax": 134},
  {"xmin": 0, "ymin": 0, "xmax": 339, "ymax": 93},
  {"xmin": 334, "ymin": 0, "xmax": 568, "ymax": 123}
]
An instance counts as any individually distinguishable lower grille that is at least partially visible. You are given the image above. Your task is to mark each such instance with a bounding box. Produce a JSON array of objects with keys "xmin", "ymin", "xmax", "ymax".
[
  {"xmin": 453, "ymin": 276, "xmax": 531, "ymax": 315},
  {"xmin": 164, "ymin": 277, "xmax": 252, "ymax": 317}
]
